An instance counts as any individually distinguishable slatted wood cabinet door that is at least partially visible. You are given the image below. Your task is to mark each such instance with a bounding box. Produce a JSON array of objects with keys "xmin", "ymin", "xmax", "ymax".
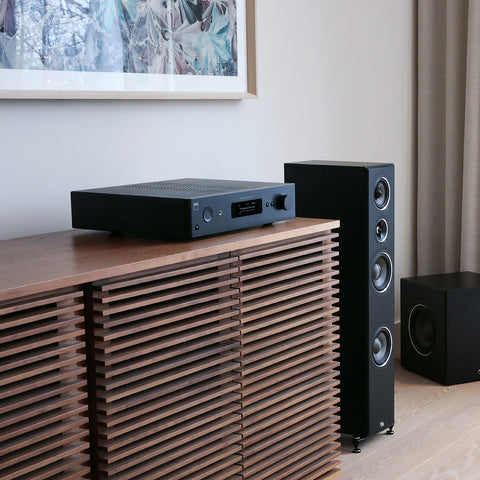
[
  {"xmin": 234, "ymin": 230, "xmax": 341, "ymax": 480},
  {"xmin": 88, "ymin": 227, "xmax": 341, "ymax": 480},
  {"xmin": 0, "ymin": 287, "xmax": 90, "ymax": 480},
  {"xmin": 89, "ymin": 254, "xmax": 244, "ymax": 480}
]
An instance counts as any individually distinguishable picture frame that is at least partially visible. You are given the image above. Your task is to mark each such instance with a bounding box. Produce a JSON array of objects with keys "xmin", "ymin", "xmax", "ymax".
[{"xmin": 0, "ymin": 0, "xmax": 257, "ymax": 99}]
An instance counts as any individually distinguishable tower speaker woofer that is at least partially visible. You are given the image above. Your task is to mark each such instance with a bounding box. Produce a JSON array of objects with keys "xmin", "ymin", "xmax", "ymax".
[
  {"xmin": 284, "ymin": 160, "xmax": 395, "ymax": 452},
  {"xmin": 372, "ymin": 252, "xmax": 392, "ymax": 292},
  {"xmin": 372, "ymin": 327, "xmax": 393, "ymax": 367},
  {"xmin": 401, "ymin": 272, "xmax": 480, "ymax": 385}
]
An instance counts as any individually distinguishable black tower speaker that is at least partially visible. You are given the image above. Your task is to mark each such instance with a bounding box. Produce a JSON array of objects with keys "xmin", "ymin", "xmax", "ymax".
[
  {"xmin": 285, "ymin": 160, "xmax": 395, "ymax": 452},
  {"xmin": 401, "ymin": 272, "xmax": 480, "ymax": 385}
]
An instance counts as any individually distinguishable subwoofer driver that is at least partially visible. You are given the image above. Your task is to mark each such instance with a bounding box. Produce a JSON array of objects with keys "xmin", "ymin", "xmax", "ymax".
[{"xmin": 408, "ymin": 304, "xmax": 435, "ymax": 357}]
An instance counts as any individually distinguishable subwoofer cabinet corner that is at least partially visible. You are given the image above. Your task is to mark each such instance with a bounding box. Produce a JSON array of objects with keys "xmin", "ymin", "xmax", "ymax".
[
  {"xmin": 285, "ymin": 161, "xmax": 395, "ymax": 453},
  {"xmin": 401, "ymin": 271, "xmax": 480, "ymax": 386},
  {"xmin": 0, "ymin": 218, "xmax": 342, "ymax": 480}
]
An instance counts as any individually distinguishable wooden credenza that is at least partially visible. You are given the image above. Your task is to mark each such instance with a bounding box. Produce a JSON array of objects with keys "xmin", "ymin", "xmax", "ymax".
[{"xmin": 0, "ymin": 218, "xmax": 341, "ymax": 480}]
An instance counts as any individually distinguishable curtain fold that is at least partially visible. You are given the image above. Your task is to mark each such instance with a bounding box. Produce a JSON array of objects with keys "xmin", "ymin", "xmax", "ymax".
[{"xmin": 417, "ymin": 0, "xmax": 480, "ymax": 274}]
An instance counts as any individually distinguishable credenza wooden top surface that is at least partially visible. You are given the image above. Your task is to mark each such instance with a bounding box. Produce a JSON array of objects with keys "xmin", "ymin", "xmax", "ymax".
[{"xmin": 0, "ymin": 217, "xmax": 339, "ymax": 302}]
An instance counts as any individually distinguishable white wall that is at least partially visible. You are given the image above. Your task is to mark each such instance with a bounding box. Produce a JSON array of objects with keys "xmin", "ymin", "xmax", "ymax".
[{"xmin": 0, "ymin": 0, "xmax": 415, "ymax": 319}]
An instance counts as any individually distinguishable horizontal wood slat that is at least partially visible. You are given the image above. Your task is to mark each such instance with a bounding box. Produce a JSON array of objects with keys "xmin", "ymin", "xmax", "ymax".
[
  {"xmin": 0, "ymin": 288, "xmax": 83, "ymax": 318},
  {"xmin": 97, "ymin": 295, "xmax": 238, "ymax": 330},
  {"xmin": 1, "ymin": 328, "xmax": 85, "ymax": 357},
  {"xmin": 0, "ymin": 378, "xmax": 87, "ymax": 415},
  {"xmin": 0, "ymin": 430, "xmax": 88, "ymax": 469},
  {"xmin": 95, "ymin": 280, "xmax": 239, "ymax": 316},
  {"xmin": 95, "ymin": 254, "xmax": 234, "ymax": 292},
  {"xmin": 0, "ymin": 353, "xmax": 85, "ymax": 386},
  {"xmin": 97, "ymin": 371, "xmax": 240, "ymax": 418},
  {"xmin": 236, "ymin": 272, "xmax": 339, "ymax": 302},
  {"xmin": 241, "ymin": 351, "xmax": 340, "ymax": 397},
  {"xmin": 0, "ymin": 287, "xmax": 89, "ymax": 480},
  {"xmin": 102, "ymin": 402, "xmax": 242, "ymax": 454},
  {"xmin": 95, "ymin": 318, "xmax": 239, "ymax": 356},
  {"xmin": 242, "ymin": 432, "xmax": 340, "ymax": 478},
  {"xmin": 236, "ymin": 231, "xmax": 339, "ymax": 261},
  {"xmin": 239, "ymin": 246, "xmax": 338, "ymax": 272},
  {"xmin": 102, "ymin": 428, "xmax": 242, "ymax": 477},
  {"xmin": 104, "ymin": 412, "xmax": 241, "ymax": 464},
  {"xmin": 243, "ymin": 413, "xmax": 341, "ymax": 460},
  {"xmin": 242, "ymin": 374, "xmax": 339, "ymax": 415},
  {"xmin": 94, "ymin": 267, "xmax": 239, "ymax": 303},
  {"xmin": 240, "ymin": 326, "xmax": 339, "ymax": 361},
  {"xmin": 284, "ymin": 462, "xmax": 341, "ymax": 480},
  {"xmin": 0, "ymin": 304, "xmax": 83, "ymax": 332},
  {"xmin": 238, "ymin": 306, "xmax": 339, "ymax": 344},
  {"xmin": 15, "ymin": 463, "xmax": 91, "ymax": 480},
  {"xmin": 0, "ymin": 341, "xmax": 85, "ymax": 374},
  {"xmin": 0, "ymin": 443, "xmax": 89, "ymax": 480},
  {"xmin": 244, "ymin": 439, "xmax": 340, "ymax": 480},
  {"xmin": 0, "ymin": 404, "xmax": 88, "ymax": 444},
  {"xmin": 94, "ymin": 308, "xmax": 234, "ymax": 343},
  {"xmin": 0, "ymin": 392, "xmax": 86, "ymax": 429},
  {"xmin": 237, "ymin": 254, "xmax": 338, "ymax": 283}
]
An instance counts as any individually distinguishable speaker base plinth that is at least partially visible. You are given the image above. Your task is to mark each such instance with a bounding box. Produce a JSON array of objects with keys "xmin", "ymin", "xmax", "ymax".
[{"xmin": 351, "ymin": 424, "xmax": 395, "ymax": 453}]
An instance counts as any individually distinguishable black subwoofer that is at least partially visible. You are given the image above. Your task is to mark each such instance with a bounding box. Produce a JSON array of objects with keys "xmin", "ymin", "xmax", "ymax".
[
  {"xmin": 284, "ymin": 160, "xmax": 395, "ymax": 452},
  {"xmin": 401, "ymin": 272, "xmax": 480, "ymax": 385}
]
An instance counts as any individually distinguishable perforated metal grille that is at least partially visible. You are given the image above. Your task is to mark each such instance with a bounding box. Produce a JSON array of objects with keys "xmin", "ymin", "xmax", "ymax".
[{"xmin": 125, "ymin": 180, "xmax": 250, "ymax": 195}]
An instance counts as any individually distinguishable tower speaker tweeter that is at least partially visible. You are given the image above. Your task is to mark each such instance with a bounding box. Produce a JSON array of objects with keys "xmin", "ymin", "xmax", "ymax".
[
  {"xmin": 284, "ymin": 160, "xmax": 395, "ymax": 452},
  {"xmin": 401, "ymin": 271, "xmax": 480, "ymax": 385}
]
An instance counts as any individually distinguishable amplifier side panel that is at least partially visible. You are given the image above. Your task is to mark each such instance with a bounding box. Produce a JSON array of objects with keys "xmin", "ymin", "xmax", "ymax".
[{"xmin": 71, "ymin": 192, "xmax": 188, "ymax": 239}]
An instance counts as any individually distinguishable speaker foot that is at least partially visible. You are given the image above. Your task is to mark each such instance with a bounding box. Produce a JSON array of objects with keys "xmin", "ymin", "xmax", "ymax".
[
  {"xmin": 386, "ymin": 425, "xmax": 394, "ymax": 435},
  {"xmin": 352, "ymin": 436, "xmax": 362, "ymax": 453}
]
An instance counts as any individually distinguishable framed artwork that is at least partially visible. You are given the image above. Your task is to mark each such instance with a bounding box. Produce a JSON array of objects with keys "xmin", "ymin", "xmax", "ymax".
[{"xmin": 0, "ymin": 0, "xmax": 256, "ymax": 99}]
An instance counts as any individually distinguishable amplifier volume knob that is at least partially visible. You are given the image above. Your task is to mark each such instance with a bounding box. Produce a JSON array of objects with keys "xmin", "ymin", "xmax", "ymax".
[
  {"xmin": 202, "ymin": 207, "xmax": 213, "ymax": 223},
  {"xmin": 275, "ymin": 194, "xmax": 292, "ymax": 211}
]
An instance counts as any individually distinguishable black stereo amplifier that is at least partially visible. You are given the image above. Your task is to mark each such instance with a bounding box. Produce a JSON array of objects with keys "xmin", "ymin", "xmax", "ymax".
[{"xmin": 71, "ymin": 178, "xmax": 295, "ymax": 239}]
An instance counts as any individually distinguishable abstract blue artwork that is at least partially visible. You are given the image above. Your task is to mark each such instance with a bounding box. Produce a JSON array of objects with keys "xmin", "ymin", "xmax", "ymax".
[{"xmin": 0, "ymin": 0, "xmax": 254, "ymax": 98}]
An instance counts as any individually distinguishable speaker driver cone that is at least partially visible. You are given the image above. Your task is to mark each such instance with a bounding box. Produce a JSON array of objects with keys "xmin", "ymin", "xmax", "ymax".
[
  {"xmin": 371, "ymin": 252, "xmax": 392, "ymax": 292},
  {"xmin": 376, "ymin": 219, "xmax": 388, "ymax": 242},
  {"xmin": 408, "ymin": 304, "xmax": 435, "ymax": 356},
  {"xmin": 372, "ymin": 327, "xmax": 392, "ymax": 367},
  {"xmin": 374, "ymin": 178, "xmax": 390, "ymax": 210}
]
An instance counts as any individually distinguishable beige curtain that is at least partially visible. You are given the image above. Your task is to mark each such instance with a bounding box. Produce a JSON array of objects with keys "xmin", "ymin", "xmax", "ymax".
[{"xmin": 417, "ymin": 0, "xmax": 480, "ymax": 275}]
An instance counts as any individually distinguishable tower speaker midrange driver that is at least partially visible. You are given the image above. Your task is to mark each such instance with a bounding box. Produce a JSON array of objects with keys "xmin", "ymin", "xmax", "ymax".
[
  {"xmin": 284, "ymin": 160, "xmax": 395, "ymax": 452},
  {"xmin": 401, "ymin": 271, "xmax": 480, "ymax": 385}
]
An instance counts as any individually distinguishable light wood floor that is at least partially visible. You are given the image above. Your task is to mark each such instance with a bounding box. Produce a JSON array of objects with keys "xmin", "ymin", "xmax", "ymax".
[{"xmin": 337, "ymin": 358, "xmax": 480, "ymax": 479}]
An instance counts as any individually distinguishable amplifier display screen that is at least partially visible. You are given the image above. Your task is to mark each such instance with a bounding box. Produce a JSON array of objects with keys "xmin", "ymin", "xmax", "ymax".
[{"xmin": 231, "ymin": 199, "xmax": 262, "ymax": 218}]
